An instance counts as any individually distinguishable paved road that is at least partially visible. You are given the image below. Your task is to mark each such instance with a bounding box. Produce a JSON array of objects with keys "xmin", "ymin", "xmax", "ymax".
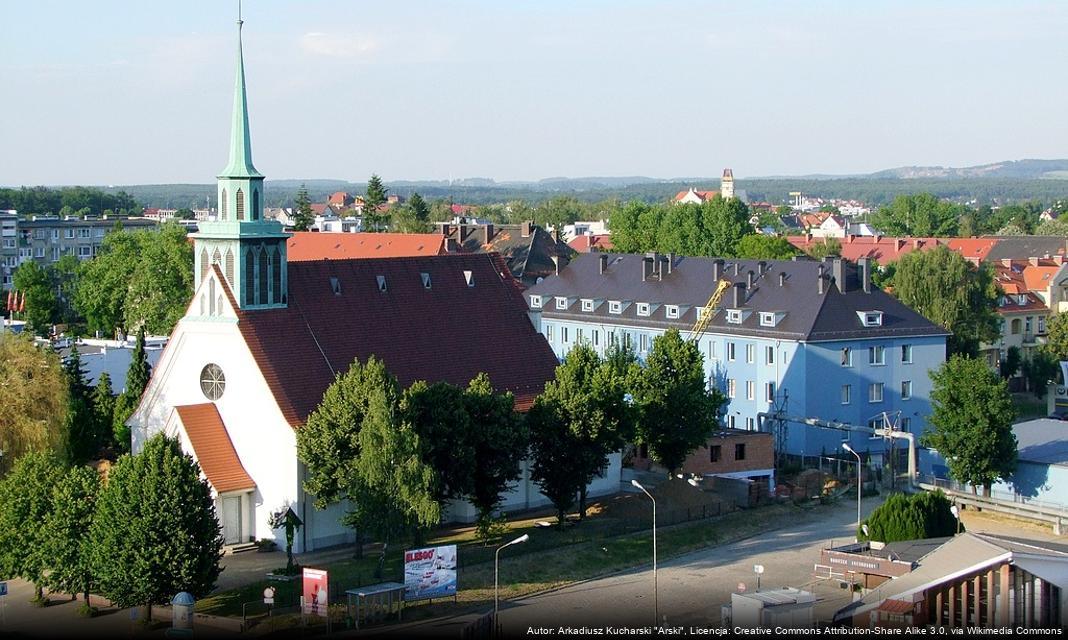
[{"xmin": 498, "ymin": 497, "xmax": 883, "ymax": 632}]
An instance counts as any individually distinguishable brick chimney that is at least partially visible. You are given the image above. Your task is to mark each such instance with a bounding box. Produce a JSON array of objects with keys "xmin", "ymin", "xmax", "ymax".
[
  {"xmin": 757, "ymin": 261, "xmax": 767, "ymax": 275},
  {"xmin": 778, "ymin": 271, "xmax": 787, "ymax": 286},
  {"xmin": 817, "ymin": 264, "xmax": 826, "ymax": 295},
  {"xmin": 666, "ymin": 253, "xmax": 675, "ymax": 275},
  {"xmin": 1029, "ymin": 256, "xmax": 1040, "ymax": 266},
  {"xmin": 895, "ymin": 239, "xmax": 906, "ymax": 253},
  {"xmin": 520, "ymin": 221, "xmax": 532, "ymax": 238},
  {"xmin": 642, "ymin": 255, "xmax": 654, "ymax": 281},
  {"xmin": 599, "ymin": 254, "xmax": 608, "ymax": 274},
  {"xmin": 712, "ymin": 259, "xmax": 724, "ymax": 280},
  {"xmin": 481, "ymin": 223, "xmax": 494, "ymax": 244},
  {"xmin": 552, "ymin": 255, "xmax": 561, "ymax": 275},
  {"xmin": 746, "ymin": 270, "xmax": 755, "ymax": 288}
]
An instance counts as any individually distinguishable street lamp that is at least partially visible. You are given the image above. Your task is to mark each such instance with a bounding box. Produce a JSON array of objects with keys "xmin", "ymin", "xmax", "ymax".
[
  {"xmin": 950, "ymin": 505, "xmax": 961, "ymax": 535},
  {"xmin": 842, "ymin": 442, "xmax": 862, "ymax": 541},
  {"xmin": 631, "ymin": 479, "xmax": 658, "ymax": 625},
  {"xmin": 494, "ymin": 533, "xmax": 529, "ymax": 633}
]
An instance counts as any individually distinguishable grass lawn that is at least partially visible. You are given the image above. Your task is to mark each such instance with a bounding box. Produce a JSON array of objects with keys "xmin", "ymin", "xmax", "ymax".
[
  {"xmin": 196, "ymin": 496, "xmax": 811, "ymax": 628},
  {"xmin": 1012, "ymin": 393, "xmax": 1047, "ymax": 420}
]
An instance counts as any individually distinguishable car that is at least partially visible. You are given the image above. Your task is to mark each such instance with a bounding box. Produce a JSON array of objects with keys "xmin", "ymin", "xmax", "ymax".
[{"xmin": 1048, "ymin": 410, "xmax": 1068, "ymax": 421}]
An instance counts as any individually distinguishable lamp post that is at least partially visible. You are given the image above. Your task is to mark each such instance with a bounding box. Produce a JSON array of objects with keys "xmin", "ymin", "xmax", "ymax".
[
  {"xmin": 631, "ymin": 479, "xmax": 658, "ymax": 625},
  {"xmin": 842, "ymin": 442, "xmax": 862, "ymax": 541},
  {"xmin": 494, "ymin": 533, "xmax": 529, "ymax": 634},
  {"xmin": 950, "ymin": 505, "xmax": 961, "ymax": 535}
]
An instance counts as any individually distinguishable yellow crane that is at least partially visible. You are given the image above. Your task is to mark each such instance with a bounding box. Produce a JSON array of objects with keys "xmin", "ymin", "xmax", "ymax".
[{"xmin": 688, "ymin": 279, "xmax": 732, "ymax": 341}]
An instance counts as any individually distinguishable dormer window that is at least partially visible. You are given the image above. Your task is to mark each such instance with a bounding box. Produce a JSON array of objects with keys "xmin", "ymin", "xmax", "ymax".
[
  {"xmin": 463, "ymin": 270, "xmax": 474, "ymax": 287},
  {"xmin": 726, "ymin": 309, "xmax": 743, "ymax": 325},
  {"xmin": 421, "ymin": 272, "xmax": 432, "ymax": 290},
  {"xmin": 581, "ymin": 299, "xmax": 594, "ymax": 312},
  {"xmin": 555, "ymin": 296, "xmax": 569, "ymax": 310},
  {"xmin": 858, "ymin": 310, "xmax": 883, "ymax": 327},
  {"xmin": 666, "ymin": 305, "xmax": 680, "ymax": 319},
  {"xmin": 636, "ymin": 302, "xmax": 651, "ymax": 317},
  {"xmin": 759, "ymin": 312, "xmax": 775, "ymax": 327},
  {"xmin": 530, "ymin": 295, "xmax": 542, "ymax": 308},
  {"xmin": 330, "ymin": 277, "xmax": 341, "ymax": 296},
  {"xmin": 376, "ymin": 275, "xmax": 387, "ymax": 292},
  {"xmin": 1017, "ymin": 294, "xmax": 1028, "ymax": 306},
  {"xmin": 609, "ymin": 300, "xmax": 622, "ymax": 314}
]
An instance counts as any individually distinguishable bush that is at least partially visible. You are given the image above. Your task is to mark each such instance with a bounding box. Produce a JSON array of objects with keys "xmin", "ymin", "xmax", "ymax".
[{"xmin": 858, "ymin": 490, "xmax": 960, "ymax": 543}]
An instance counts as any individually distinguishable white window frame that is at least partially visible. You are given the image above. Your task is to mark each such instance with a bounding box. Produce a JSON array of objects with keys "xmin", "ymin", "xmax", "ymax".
[
  {"xmin": 841, "ymin": 347, "xmax": 853, "ymax": 367},
  {"xmin": 555, "ymin": 296, "xmax": 569, "ymax": 310},
  {"xmin": 530, "ymin": 295, "xmax": 542, "ymax": 308},
  {"xmin": 901, "ymin": 344, "xmax": 913, "ymax": 364},
  {"xmin": 746, "ymin": 344, "xmax": 755, "ymax": 364},
  {"xmin": 636, "ymin": 302, "xmax": 651, "ymax": 317},
  {"xmin": 562, "ymin": 326, "xmax": 569, "ymax": 343},
  {"xmin": 901, "ymin": 380, "xmax": 912, "ymax": 400},
  {"xmin": 666, "ymin": 305, "xmax": 679, "ymax": 319},
  {"xmin": 728, "ymin": 415, "xmax": 736, "ymax": 429},
  {"xmin": 841, "ymin": 384, "xmax": 851, "ymax": 405},
  {"xmin": 746, "ymin": 380, "xmax": 755, "ymax": 400},
  {"xmin": 545, "ymin": 324, "xmax": 553, "ymax": 341},
  {"xmin": 727, "ymin": 342, "xmax": 736, "ymax": 362},
  {"xmin": 765, "ymin": 345, "xmax": 775, "ymax": 365},
  {"xmin": 759, "ymin": 311, "xmax": 776, "ymax": 327},
  {"xmin": 869, "ymin": 345, "xmax": 886, "ymax": 366},
  {"xmin": 581, "ymin": 298, "xmax": 594, "ymax": 312},
  {"xmin": 745, "ymin": 417, "xmax": 755, "ymax": 431},
  {"xmin": 765, "ymin": 381, "xmax": 775, "ymax": 403},
  {"xmin": 869, "ymin": 382, "xmax": 884, "ymax": 403},
  {"xmin": 609, "ymin": 300, "xmax": 622, "ymax": 314},
  {"xmin": 726, "ymin": 309, "xmax": 743, "ymax": 324},
  {"xmin": 727, "ymin": 379, "xmax": 736, "ymax": 399}
]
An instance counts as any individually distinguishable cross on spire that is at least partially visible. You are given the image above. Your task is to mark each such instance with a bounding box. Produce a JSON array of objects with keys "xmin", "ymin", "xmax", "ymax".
[{"xmin": 219, "ymin": 0, "xmax": 261, "ymax": 179}]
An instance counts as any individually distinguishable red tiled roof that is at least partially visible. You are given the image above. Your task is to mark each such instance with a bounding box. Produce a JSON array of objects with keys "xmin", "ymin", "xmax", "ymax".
[
  {"xmin": 673, "ymin": 189, "xmax": 717, "ymax": 202},
  {"xmin": 568, "ymin": 234, "xmax": 614, "ymax": 253},
  {"xmin": 227, "ymin": 253, "xmax": 558, "ymax": 425},
  {"xmin": 1023, "ymin": 265, "xmax": 1060, "ymax": 292},
  {"xmin": 786, "ymin": 236, "xmax": 999, "ymax": 264},
  {"xmin": 310, "ymin": 204, "xmax": 328, "ymax": 215},
  {"xmin": 287, "ymin": 232, "xmax": 449, "ymax": 261},
  {"xmin": 328, "ymin": 192, "xmax": 352, "ymax": 205},
  {"xmin": 174, "ymin": 403, "xmax": 255, "ymax": 493},
  {"xmin": 450, "ymin": 204, "xmax": 475, "ymax": 215}
]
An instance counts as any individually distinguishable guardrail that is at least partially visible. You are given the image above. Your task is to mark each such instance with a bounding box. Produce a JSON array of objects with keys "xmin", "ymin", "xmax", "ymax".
[{"xmin": 915, "ymin": 479, "xmax": 1068, "ymax": 534}]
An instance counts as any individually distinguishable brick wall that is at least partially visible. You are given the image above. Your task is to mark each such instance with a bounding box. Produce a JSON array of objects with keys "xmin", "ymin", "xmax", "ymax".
[{"xmin": 632, "ymin": 430, "xmax": 774, "ymax": 476}]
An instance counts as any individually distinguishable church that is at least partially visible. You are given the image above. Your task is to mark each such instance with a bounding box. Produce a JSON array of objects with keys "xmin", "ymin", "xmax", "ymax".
[{"xmin": 127, "ymin": 14, "xmax": 616, "ymax": 552}]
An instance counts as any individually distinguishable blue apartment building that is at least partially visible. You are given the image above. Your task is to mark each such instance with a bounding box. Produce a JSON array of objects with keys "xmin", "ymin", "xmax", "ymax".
[{"xmin": 526, "ymin": 253, "xmax": 948, "ymax": 459}]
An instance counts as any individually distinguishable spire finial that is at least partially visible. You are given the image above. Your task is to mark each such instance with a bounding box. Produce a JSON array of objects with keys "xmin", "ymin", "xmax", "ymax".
[{"xmin": 238, "ymin": 0, "xmax": 243, "ymax": 27}]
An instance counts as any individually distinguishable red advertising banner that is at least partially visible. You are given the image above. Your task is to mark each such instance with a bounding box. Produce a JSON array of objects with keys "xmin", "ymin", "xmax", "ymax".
[{"xmin": 302, "ymin": 567, "xmax": 329, "ymax": 617}]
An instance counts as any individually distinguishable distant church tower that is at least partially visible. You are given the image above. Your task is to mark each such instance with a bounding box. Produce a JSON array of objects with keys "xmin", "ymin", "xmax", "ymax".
[
  {"xmin": 720, "ymin": 168, "xmax": 735, "ymax": 200},
  {"xmin": 192, "ymin": 6, "xmax": 290, "ymax": 309}
]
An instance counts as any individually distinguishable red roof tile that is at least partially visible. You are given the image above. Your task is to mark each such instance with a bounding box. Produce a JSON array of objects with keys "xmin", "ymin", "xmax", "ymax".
[
  {"xmin": 287, "ymin": 232, "xmax": 449, "ymax": 261},
  {"xmin": 876, "ymin": 599, "xmax": 915, "ymax": 615},
  {"xmin": 568, "ymin": 234, "xmax": 614, "ymax": 253},
  {"xmin": 227, "ymin": 253, "xmax": 558, "ymax": 425},
  {"xmin": 174, "ymin": 403, "xmax": 255, "ymax": 493},
  {"xmin": 786, "ymin": 236, "xmax": 999, "ymax": 264}
]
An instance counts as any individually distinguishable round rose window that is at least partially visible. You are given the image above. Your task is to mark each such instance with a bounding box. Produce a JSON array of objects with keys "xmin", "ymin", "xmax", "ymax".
[{"xmin": 200, "ymin": 363, "xmax": 226, "ymax": 401}]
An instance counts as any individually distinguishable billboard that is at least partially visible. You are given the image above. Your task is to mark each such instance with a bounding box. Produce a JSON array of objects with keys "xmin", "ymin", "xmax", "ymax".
[
  {"xmin": 302, "ymin": 567, "xmax": 329, "ymax": 617},
  {"xmin": 404, "ymin": 545, "xmax": 457, "ymax": 601}
]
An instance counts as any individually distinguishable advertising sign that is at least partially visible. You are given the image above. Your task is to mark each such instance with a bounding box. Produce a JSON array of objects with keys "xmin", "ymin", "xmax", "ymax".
[
  {"xmin": 403, "ymin": 545, "xmax": 457, "ymax": 601},
  {"xmin": 302, "ymin": 568, "xmax": 329, "ymax": 617}
]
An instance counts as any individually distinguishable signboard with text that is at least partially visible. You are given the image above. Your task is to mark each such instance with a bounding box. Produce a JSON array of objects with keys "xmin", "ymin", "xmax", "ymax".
[
  {"xmin": 302, "ymin": 568, "xmax": 329, "ymax": 617},
  {"xmin": 403, "ymin": 545, "xmax": 457, "ymax": 601}
]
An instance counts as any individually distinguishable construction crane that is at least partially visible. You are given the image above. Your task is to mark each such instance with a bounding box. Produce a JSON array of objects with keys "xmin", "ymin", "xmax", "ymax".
[{"xmin": 688, "ymin": 279, "xmax": 732, "ymax": 341}]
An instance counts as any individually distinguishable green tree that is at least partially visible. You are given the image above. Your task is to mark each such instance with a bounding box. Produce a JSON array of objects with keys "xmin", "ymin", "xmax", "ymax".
[
  {"xmin": 0, "ymin": 332, "xmax": 68, "ymax": 475},
  {"xmin": 402, "ymin": 381, "xmax": 474, "ymax": 503},
  {"xmin": 607, "ymin": 201, "xmax": 655, "ymax": 254},
  {"xmin": 88, "ymin": 434, "xmax": 223, "ymax": 620},
  {"xmin": 0, "ymin": 452, "xmax": 65, "ymax": 603},
  {"xmin": 53, "ymin": 254, "xmax": 82, "ymax": 324},
  {"xmin": 91, "ymin": 372, "xmax": 116, "ymax": 451},
  {"xmin": 174, "ymin": 208, "xmax": 195, "ymax": 220},
  {"xmin": 735, "ymin": 234, "xmax": 800, "ymax": 260},
  {"xmin": 923, "ymin": 355, "xmax": 1017, "ymax": 496},
  {"xmin": 858, "ymin": 491, "xmax": 960, "ymax": 543},
  {"xmin": 112, "ymin": 328, "xmax": 151, "ymax": 453},
  {"xmin": 63, "ymin": 347, "xmax": 101, "ymax": 465},
  {"xmin": 464, "ymin": 374, "xmax": 527, "ymax": 529},
  {"xmin": 345, "ymin": 381, "xmax": 440, "ymax": 544},
  {"xmin": 1036, "ymin": 218, "xmax": 1068, "ymax": 236},
  {"xmin": 535, "ymin": 344, "xmax": 632, "ymax": 520},
  {"xmin": 74, "ymin": 228, "xmax": 140, "ymax": 336},
  {"xmin": 292, "ymin": 183, "xmax": 314, "ymax": 232},
  {"xmin": 802, "ymin": 237, "xmax": 842, "ymax": 259},
  {"xmin": 12, "ymin": 260, "xmax": 58, "ymax": 336},
  {"xmin": 869, "ymin": 193, "xmax": 962, "ymax": 237},
  {"xmin": 892, "ymin": 246, "xmax": 999, "ymax": 357},
  {"xmin": 364, "ymin": 174, "xmax": 389, "ymax": 232},
  {"xmin": 39, "ymin": 465, "xmax": 100, "ymax": 611},
  {"xmin": 1044, "ymin": 312, "xmax": 1068, "ymax": 361},
  {"xmin": 527, "ymin": 396, "xmax": 588, "ymax": 527},
  {"xmin": 632, "ymin": 329, "xmax": 725, "ymax": 473},
  {"xmin": 999, "ymin": 345, "xmax": 1022, "ymax": 379},
  {"xmin": 1021, "ymin": 350, "xmax": 1059, "ymax": 398},
  {"xmin": 392, "ymin": 192, "xmax": 432, "ymax": 233},
  {"xmin": 123, "ymin": 223, "xmax": 194, "ymax": 334}
]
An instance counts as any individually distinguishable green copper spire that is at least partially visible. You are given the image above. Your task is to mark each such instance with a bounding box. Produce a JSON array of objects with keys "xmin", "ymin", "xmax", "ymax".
[{"xmin": 219, "ymin": 2, "xmax": 262, "ymax": 178}]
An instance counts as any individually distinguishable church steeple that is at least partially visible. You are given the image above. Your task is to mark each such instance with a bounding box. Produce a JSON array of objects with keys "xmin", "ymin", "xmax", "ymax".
[
  {"xmin": 219, "ymin": 4, "xmax": 262, "ymax": 179},
  {"xmin": 192, "ymin": 3, "xmax": 290, "ymax": 313}
]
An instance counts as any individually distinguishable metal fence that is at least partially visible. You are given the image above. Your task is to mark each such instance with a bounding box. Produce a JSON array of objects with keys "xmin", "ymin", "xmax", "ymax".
[{"xmin": 916, "ymin": 473, "xmax": 1068, "ymax": 513}]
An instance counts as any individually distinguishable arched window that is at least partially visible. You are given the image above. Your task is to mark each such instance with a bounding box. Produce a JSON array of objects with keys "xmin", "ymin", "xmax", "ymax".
[
  {"xmin": 252, "ymin": 189, "xmax": 260, "ymax": 221},
  {"xmin": 236, "ymin": 188, "xmax": 245, "ymax": 221},
  {"xmin": 217, "ymin": 295, "xmax": 224, "ymax": 314},
  {"xmin": 221, "ymin": 189, "xmax": 228, "ymax": 220},
  {"xmin": 271, "ymin": 240, "xmax": 282, "ymax": 303},
  {"xmin": 258, "ymin": 244, "xmax": 269, "ymax": 306},
  {"xmin": 200, "ymin": 248, "xmax": 209, "ymax": 281},
  {"xmin": 212, "ymin": 248, "xmax": 222, "ymax": 267},
  {"xmin": 225, "ymin": 249, "xmax": 235, "ymax": 286},
  {"xmin": 200, "ymin": 294, "xmax": 206, "ymax": 316},
  {"xmin": 209, "ymin": 278, "xmax": 217, "ymax": 316},
  {"xmin": 244, "ymin": 248, "xmax": 255, "ymax": 306}
]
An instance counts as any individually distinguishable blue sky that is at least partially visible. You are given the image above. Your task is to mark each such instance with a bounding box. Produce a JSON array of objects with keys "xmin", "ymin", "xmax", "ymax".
[{"xmin": 2, "ymin": 1, "xmax": 1066, "ymax": 185}]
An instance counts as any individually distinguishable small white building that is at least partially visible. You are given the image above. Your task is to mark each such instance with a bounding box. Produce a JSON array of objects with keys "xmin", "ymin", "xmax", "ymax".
[{"xmin": 723, "ymin": 587, "xmax": 816, "ymax": 630}]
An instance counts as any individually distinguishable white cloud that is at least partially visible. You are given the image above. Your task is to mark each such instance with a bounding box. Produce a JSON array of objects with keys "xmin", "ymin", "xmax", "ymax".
[{"xmin": 299, "ymin": 32, "xmax": 379, "ymax": 59}]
